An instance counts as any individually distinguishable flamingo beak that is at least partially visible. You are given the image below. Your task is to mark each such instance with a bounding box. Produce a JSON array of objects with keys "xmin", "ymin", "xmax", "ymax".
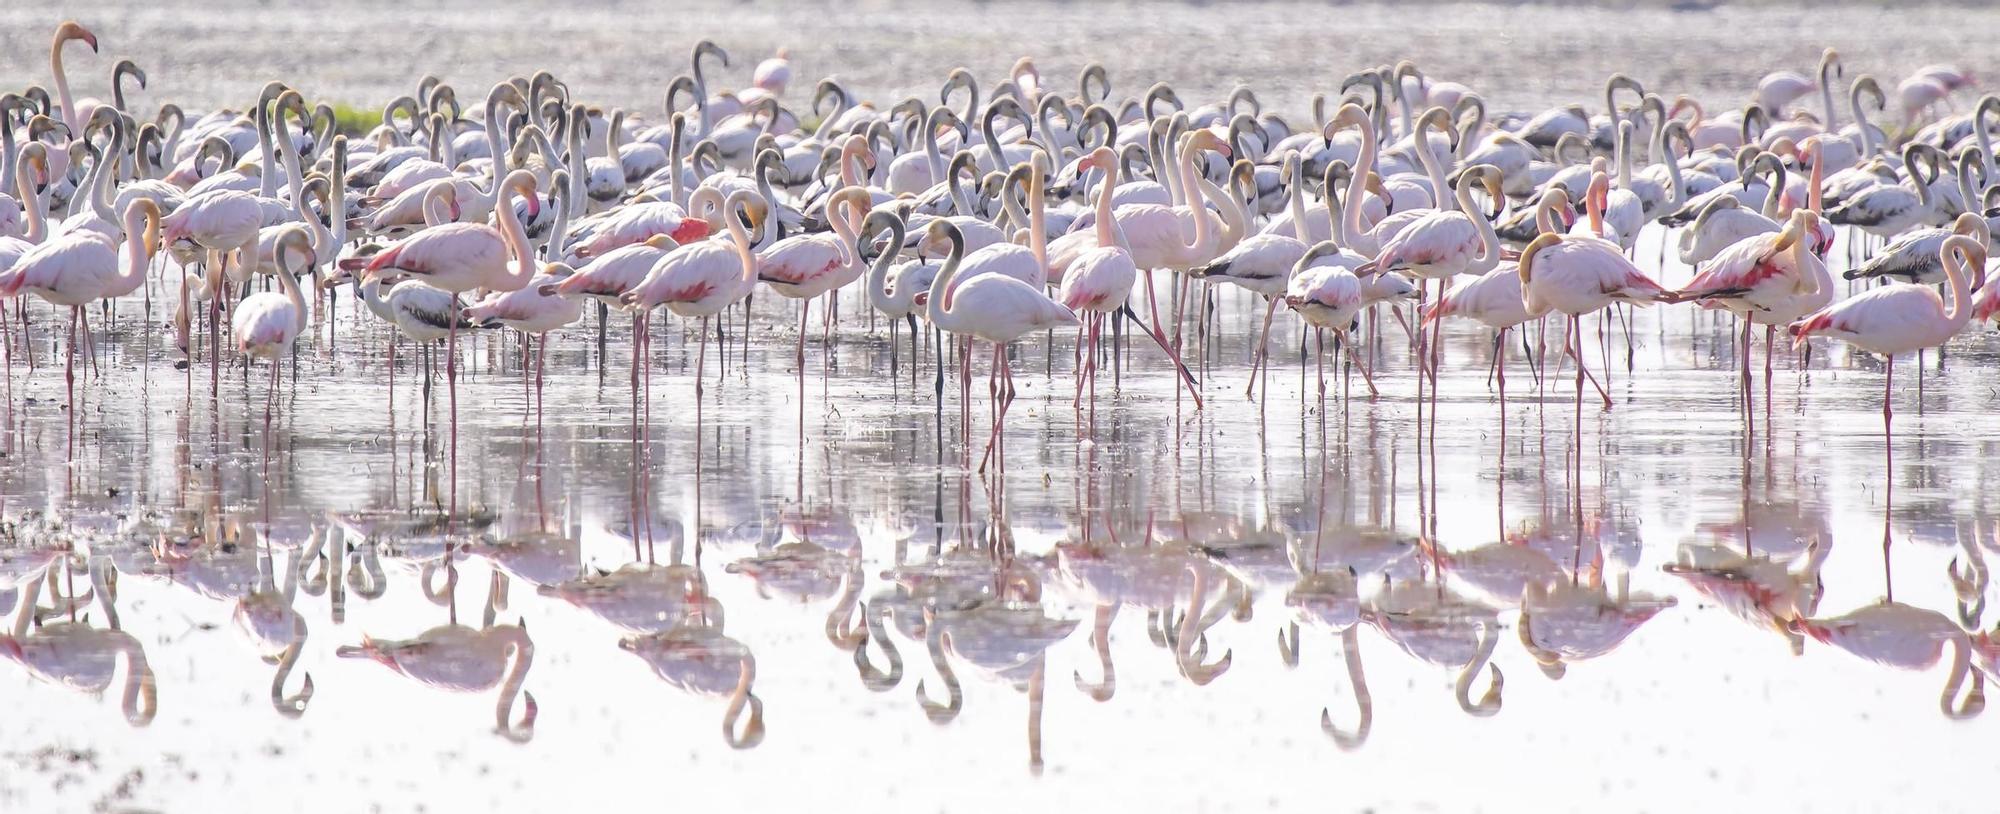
[{"xmin": 522, "ymin": 194, "xmax": 539, "ymax": 221}]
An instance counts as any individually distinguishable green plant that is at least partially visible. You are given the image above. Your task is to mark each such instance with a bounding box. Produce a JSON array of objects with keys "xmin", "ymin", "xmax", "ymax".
[{"xmin": 328, "ymin": 102, "xmax": 380, "ymax": 136}]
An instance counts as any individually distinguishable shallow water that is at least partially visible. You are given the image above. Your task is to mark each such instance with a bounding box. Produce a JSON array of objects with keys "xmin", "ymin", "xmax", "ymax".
[
  {"xmin": 3, "ymin": 223, "xmax": 2000, "ymax": 811},
  {"xmin": 7, "ymin": 2, "xmax": 2000, "ymax": 811}
]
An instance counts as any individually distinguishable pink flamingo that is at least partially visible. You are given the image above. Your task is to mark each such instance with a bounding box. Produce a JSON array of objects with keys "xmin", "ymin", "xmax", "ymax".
[
  {"xmin": 464, "ymin": 263, "xmax": 583, "ymax": 406},
  {"xmin": 0, "ymin": 198, "xmax": 161, "ymax": 457},
  {"xmin": 1789, "ymin": 233, "xmax": 1980, "ymax": 466},
  {"xmin": 1375, "ymin": 164, "xmax": 1505, "ymax": 398},
  {"xmin": 924, "ymin": 219, "xmax": 1077, "ymax": 473},
  {"xmin": 1519, "ymin": 166, "xmax": 1667, "ymax": 410},
  {"xmin": 164, "ymin": 187, "xmax": 265, "ymax": 394},
  {"xmin": 364, "ymin": 169, "xmax": 541, "ymax": 511},
  {"xmin": 625, "ymin": 188, "xmax": 764, "ymax": 394},
  {"xmin": 1190, "ymin": 150, "xmax": 1311, "ymax": 398},
  {"xmin": 1672, "ymin": 208, "xmax": 1829, "ymax": 427},
  {"xmin": 1059, "ymin": 146, "xmax": 1201, "ymax": 412},
  {"xmin": 755, "ymin": 186, "xmax": 870, "ymax": 370},
  {"xmin": 230, "ymin": 224, "xmax": 313, "ymax": 475},
  {"xmin": 1427, "ymin": 186, "xmax": 1574, "ymax": 405}
]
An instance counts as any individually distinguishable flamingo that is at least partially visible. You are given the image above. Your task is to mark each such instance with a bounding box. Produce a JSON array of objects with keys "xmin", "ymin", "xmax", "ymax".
[
  {"xmin": 164, "ymin": 186, "xmax": 265, "ymax": 392},
  {"xmin": 1790, "ymin": 233, "xmax": 1981, "ymax": 466},
  {"xmin": 1191, "ymin": 150, "xmax": 1312, "ymax": 398},
  {"xmin": 923, "ymin": 219, "xmax": 1077, "ymax": 472},
  {"xmin": 1428, "ymin": 186, "xmax": 1574, "ymax": 409},
  {"xmin": 625, "ymin": 188, "xmax": 763, "ymax": 394},
  {"xmin": 1670, "ymin": 209, "xmax": 1828, "ymax": 431},
  {"xmin": 755, "ymin": 186, "xmax": 869, "ymax": 369},
  {"xmin": 1518, "ymin": 173, "xmax": 1669, "ymax": 423},
  {"xmin": 48, "ymin": 21, "xmax": 99, "ymax": 137},
  {"xmin": 230, "ymin": 223, "xmax": 313, "ymax": 472},
  {"xmin": 363, "ymin": 169, "xmax": 541, "ymax": 511},
  {"xmin": 0, "ymin": 198, "xmax": 161, "ymax": 454},
  {"xmin": 464, "ymin": 262, "xmax": 583, "ymax": 404},
  {"xmin": 1375, "ymin": 164, "xmax": 1505, "ymax": 381},
  {"xmin": 1058, "ymin": 146, "xmax": 1201, "ymax": 411},
  {"xmin": 858, "ymin": 210, "xmax": 943, "ymax": 380}
]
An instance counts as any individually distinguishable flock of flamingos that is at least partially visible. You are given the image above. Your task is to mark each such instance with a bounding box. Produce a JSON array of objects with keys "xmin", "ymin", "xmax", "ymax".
[{"xmin": 4, "ymin": 19, "xmax": 2000, "ymax": 766}]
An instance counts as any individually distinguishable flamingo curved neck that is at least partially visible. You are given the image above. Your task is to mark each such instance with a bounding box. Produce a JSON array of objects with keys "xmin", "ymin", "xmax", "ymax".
[
  {"xmin": 1661, "ymin": 133, "xmax": 1687, "ymax": 210},
  {"xmin": 948, "ymin": 163, "xmax": 975, "ymax": 216},
  {"xmin": 274, "ymin": 110, "xmax": 304, "ymax": 206},
  {"xmin": 725, "ymin": 198, "xmax": 755, "ymax": 284},
  {"xmin": 923, "ymin": 232, "xmax": 966, "ymax": 332},
  {"xmin": 18, "ymin": 157, "xmax": 47, "ymax": 243},
  {"xmin": 494, "ymin": 181, "xmax": 535, "ymax": 289},
  {"xmin": 254, "ymin": 100, "xmax": 280, "ymax": 199},
  {"xmin": 51, "ymin": 38, "xmax": 80, "ymax": 137},
  {"xmin": 1851, "ymin": 87, "xmax": 1877, "ymax": 157},
  {"xmin": 89, "ymin": 127, "xmax": 126, "ymax": 226},
  {"xmin": 1413, "ymin": 121, "xmax": 1448, "ymax": 206},
  {"xmin": 1941, "ymin": 242, "xmax": 1973, "ymax": 332},
  {"xmin": 1029, "ymin": 168, "xmax": 1047, "ymax": 277},
  {"xmin": 117, "ymin": 209, "xmax": 153, "ymax": 291},
  {"xmin": 923, "ymin": 116, "xmax": 946, "ymax": 187},
  {"xmin": 1092, "ymin": 160, "xmax": 1121, "ymax": 248},
  {"xmin": 1174, "ymin": 142, "xmax": 1219, "ymax": 261},
  {"xmin": 865, "ymin": 221, "xmax": 905, "ymax": 311},
  {"xmin": 1343, "ymin": 121, "xmax": 1376, "ymax": 254},
  {"xmin": 665, "ymin": 120, "xmax": 688, "ymax": 208},
  {"xmin": 1457, "ymin": 180, "xmax": 1502, "ymax": 274},
  {"xmin": 1283, "ymin": 158, "xmax": 1308, "ymax": 241},
  {"xmin": 277, "ymin": 244, "xmax": 309, "ymax": 336}
]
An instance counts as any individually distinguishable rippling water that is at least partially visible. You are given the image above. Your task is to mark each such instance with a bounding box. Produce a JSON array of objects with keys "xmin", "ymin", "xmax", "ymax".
[{"xmin": 7, "ymin": 2, "xmax": 2000, "ymax": 811}]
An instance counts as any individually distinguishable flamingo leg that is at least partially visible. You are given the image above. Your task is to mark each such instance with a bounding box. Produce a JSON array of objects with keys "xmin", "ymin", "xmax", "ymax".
[
  {"xmin": 697, "ymin": 315, "xmax": 710, "ymax": 398},
  {"xmin": 66, "ymin": 307, "xmax": 77, "ymax": 462},
  {"xmin": 1119, "ymin": 305, "xmax": 1203, "ymax": 408},
  {"xmin": 447, "ymin": 318, "xmax": 458, "ymax": 516},
  {"xmin": 1247, "ymin": 295, "xmax": 1278, "ymax": 400}
]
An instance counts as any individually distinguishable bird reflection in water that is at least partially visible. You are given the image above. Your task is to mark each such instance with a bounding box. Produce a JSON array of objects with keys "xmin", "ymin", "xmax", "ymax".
[
  {"xmin": 0, "ymin": 558, "xmax": 156, "ymax": 726},
  {"xmin": 911, "ymin": 524, "xmax": 1077, "ymax": 775},
  {"xmin": 616, "ymin": 578, "xmax": 765, "ymax": 750},
  {"xmin": 336, "ymin": 575, "xmax": 538, "ymax": 742}
]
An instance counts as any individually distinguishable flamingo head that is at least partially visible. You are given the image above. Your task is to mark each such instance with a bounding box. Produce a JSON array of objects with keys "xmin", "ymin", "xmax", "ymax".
[
  {"xmin": 334, "ymin": 635, "xmax": 398, "ymax": 669},
  {"xmin": 1076, "ymin": 146, "xmax": 1117, "ymax": 175},
  {"xmin": 1183, "ymin": 128, "xmax": 1230, "ymax": 159},
  {"xmin": 55, "ymin": 21, "xmax": 96, "ymax": 52}
]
